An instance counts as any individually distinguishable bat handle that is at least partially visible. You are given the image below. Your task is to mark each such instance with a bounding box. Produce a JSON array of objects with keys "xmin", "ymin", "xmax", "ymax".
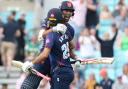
[{"xmin": 30, "ymin": 68, "xmax": 51, "ymax": 81}]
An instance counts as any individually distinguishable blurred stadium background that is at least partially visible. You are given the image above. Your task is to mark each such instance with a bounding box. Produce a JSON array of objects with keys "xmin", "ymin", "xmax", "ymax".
[{"xmin": 0, "ymin": 0, "xmax": 128, "ymax": 89}]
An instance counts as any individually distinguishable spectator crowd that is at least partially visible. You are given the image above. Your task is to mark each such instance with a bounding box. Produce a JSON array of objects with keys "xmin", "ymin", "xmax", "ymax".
[{"xmin": 0, "ymin": 0, "xmax": 128, "ymax": 89}]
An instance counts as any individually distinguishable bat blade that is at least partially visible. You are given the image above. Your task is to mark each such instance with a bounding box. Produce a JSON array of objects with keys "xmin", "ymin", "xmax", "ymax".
[
  {"xmin": 80, "ymin": 57, "xmax": 114, "ymax": 64},
  {"xmin": 12, "ymin": 60, "xmax": 23, "ymax": 68}
]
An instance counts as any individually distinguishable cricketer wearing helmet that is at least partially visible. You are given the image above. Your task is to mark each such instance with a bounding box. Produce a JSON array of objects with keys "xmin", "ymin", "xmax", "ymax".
[
  {"xmin": 20, "ymin": 8, "xmax": 67, "ymax": 89},
  {"xmin": 60, "ymin": 1, "xmax": 78, "ymax": 59},
  {"xmin": 60, "ymin": 1, "xmax": 75, "ymax": 22},
  {"xmin": 22, "ymin": 8, "xmax": 74, "ymax": 89},
  {"xmin": 38, "ymin": 1, "xmax": 75, "ymax": 46}
]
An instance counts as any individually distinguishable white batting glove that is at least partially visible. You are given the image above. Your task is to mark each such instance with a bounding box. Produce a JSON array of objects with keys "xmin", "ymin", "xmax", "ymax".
[
  {"xmin": 52, "ymin": 23, "xmax": 67, "ymax": 34},
  {"xmin": 22, "ymin": 61, "xmax": 33, "ymax": 73},
  {"xmin": 38, "ymin": 29, "xmax": 45, "ymax": 41},
  {"xmin": 74, "ymin": 56, "xmax": 82, "ymax": 67},
  {"xmin": 75, "ymin": 61, "xmax": 81, "ymax": 67}
]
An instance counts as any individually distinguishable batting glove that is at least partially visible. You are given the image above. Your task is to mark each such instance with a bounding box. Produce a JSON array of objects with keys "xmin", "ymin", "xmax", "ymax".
[
  {"xmin": 22, "ymin": 61, "xmax": 33, "ymax": 73},
  {"xmin": 52, "ymin": 23, "xmax": 67, "ymax": 34},
  {"xmin": 38, "ymin": 29, "xmax": 45, "ymax": 41},
  {"xmin": 76, "ymin": 57, "xmax": 82, "ymax": 67}
]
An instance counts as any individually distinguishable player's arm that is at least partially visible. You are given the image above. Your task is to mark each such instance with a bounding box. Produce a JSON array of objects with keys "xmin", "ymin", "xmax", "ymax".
[
  {"xmin": 38, "ymin": 24, "xmax": 67, "ymax": 41},
  {"xmin": 67, "ymin": 28, "xmax": 78, "ymax": 60},
  {"xmin": 69, "ymin": 41, "xmax": 76, "ymax": 59},
  {"xmin": 38, "ymin": 18, "xmax": 67, "ymax": 40},
  {"xmin": 32, "ymin": 47, "xmax": 51, "ymax": 64},
  {"xmin": 69, "ymin": 40, "xmax": 83, "ymax": 64},
  {"xmin": 38, "ymin": 19, "xmax": 52, "ymax": 41},
  {"xmin": 69, "ymin": 41, "xmax": 82, "ymax": 66},
  {"xmin": 69, "ymin": 41, "xmax": 80, "ymax": 60},
  {"xmin": 22, "ymin": 47, "xmax": 51, "ymax": 72},
  {"xmin": 39, "ymin": 23, "xmax": 67, "ymax": 38},
  {"xmin": 37, "ymin": 32, "xmax": 54, "ymax": 62},
  {"xmin": 22, "ymin": 32, "xmax": 54, "ymax": 72},
  {"xmin": 38, "ymin": 28, "xmax": 52, "ymax": 41}
]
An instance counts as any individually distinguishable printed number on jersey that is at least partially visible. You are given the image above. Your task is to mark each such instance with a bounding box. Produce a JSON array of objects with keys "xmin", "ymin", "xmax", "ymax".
[{"xmin": 61, "ymin": 42, "xmax": 70, "ymax": 59}]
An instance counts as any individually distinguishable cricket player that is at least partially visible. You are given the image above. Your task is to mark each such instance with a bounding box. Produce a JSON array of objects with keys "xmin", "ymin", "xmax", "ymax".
[
  {"xmin": 60, "ymin": 1, "xmax": 76, "ymax": 59},
  {"xmin": 22, "ymin": 7, "xmax": 74, "ymax": 89}
]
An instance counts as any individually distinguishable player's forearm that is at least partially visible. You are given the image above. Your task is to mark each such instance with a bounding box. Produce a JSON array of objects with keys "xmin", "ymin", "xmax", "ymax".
[
  {"xmin": 70, "ymin": 49, "xmax": 81, "ymax": 61},
  {"xmin": 69, "ymin": 41, "xmax": 76, "ymax": 59},
  {"xmin": 32, "ymin": 55, "xmax": 47, "ymax": 64},
  {"xmin": 70, "ymin": 50, "xmax": 76, "ymax": 59},
  {"xmin": 32, "ymin": 52, "xmax": 48, "ymax": 64},
  {"xmin": 32, "ymin": 47, "xmax": 51, "ymax": 64},
  {"xmin": 69, "ymin": 41, "xmax": 75, "ymax": 49}
]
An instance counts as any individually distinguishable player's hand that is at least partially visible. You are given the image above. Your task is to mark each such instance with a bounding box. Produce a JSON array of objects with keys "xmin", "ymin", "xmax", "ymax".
[
  {"xmin": 22, "ymin": 61, "xmax": 33, "ymax": 73},
  {"xmin": 52, "ymin": 23, "xmax": 67, "ymax": 34},
  {"xmin": 38, "ymin": 30, "xmax": 44, "ymax": 41},
  {"xmin": 75, "ymin": 61, "xmax": 81, "ymax": 67},
  {"xmin": 74, "ymin": 56, "xmax": 82, "ymax": 67}
]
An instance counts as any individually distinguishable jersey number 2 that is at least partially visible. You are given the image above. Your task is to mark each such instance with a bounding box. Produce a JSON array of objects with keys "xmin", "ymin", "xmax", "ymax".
[{"xmin": 61, "ymin": 42, "xmax": 70, "ymax": 59}]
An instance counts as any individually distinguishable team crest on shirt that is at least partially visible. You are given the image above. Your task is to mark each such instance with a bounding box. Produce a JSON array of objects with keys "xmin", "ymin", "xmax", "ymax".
[
  {"xmin": 67, "ymin": 2, "xmax": 72, "ymax": 7},
  {"xmin": 50, "ymin": 14, "xmax": 54, "ymax": 18},
  {"xmin": 46, "ymin": 38, "xmax": 50, "ymax": 44}
]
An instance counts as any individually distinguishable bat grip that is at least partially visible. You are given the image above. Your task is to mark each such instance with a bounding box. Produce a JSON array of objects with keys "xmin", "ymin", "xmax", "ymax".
[
  {"xmin": 70, "ymin": 61, "xmax": 77, "ymax": 64},
  {"xmin": 70, "ymin": 59, "xmax": 82, "ymax": 64}
]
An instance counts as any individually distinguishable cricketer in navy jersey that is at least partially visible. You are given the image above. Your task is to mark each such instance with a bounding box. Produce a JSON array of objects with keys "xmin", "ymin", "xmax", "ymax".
[{"xmin": 45, "ymin": 29, "xmax": 74, "ymax": 89}]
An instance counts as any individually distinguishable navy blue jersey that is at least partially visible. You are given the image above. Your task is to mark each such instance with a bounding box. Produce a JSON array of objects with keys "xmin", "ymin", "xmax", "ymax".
[
  {"xmin": 65, "ymin": 23, "xmax": 75, "ymax": 41},
  {"xmin": 45, "ymin": 30, "xmax": 72, "ymax": 70}
]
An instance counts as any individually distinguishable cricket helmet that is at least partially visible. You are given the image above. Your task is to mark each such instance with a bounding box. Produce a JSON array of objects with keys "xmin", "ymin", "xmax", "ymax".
[{"xmin": 60, "ymin": 1, "xmax": 75, "ymax": 12}]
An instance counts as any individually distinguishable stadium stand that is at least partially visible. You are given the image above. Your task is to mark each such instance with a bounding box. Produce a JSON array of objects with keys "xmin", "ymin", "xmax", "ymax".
[{"xmin": 0, "ymin": 67, "xmax": 22, "ymax": 89}]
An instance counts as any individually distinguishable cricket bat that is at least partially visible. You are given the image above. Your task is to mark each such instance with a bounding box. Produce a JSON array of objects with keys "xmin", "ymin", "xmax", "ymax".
[
  {"xmin": 11, "ymin": 60, "xmax": 51, "ymax": 81},
  {"xmin": 70, "ymin": 57, "xmax": 114, "ymax": 65},
  {"xmin": 79, "ymin": 57, "xmax": 114, "ymax": 64}
]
